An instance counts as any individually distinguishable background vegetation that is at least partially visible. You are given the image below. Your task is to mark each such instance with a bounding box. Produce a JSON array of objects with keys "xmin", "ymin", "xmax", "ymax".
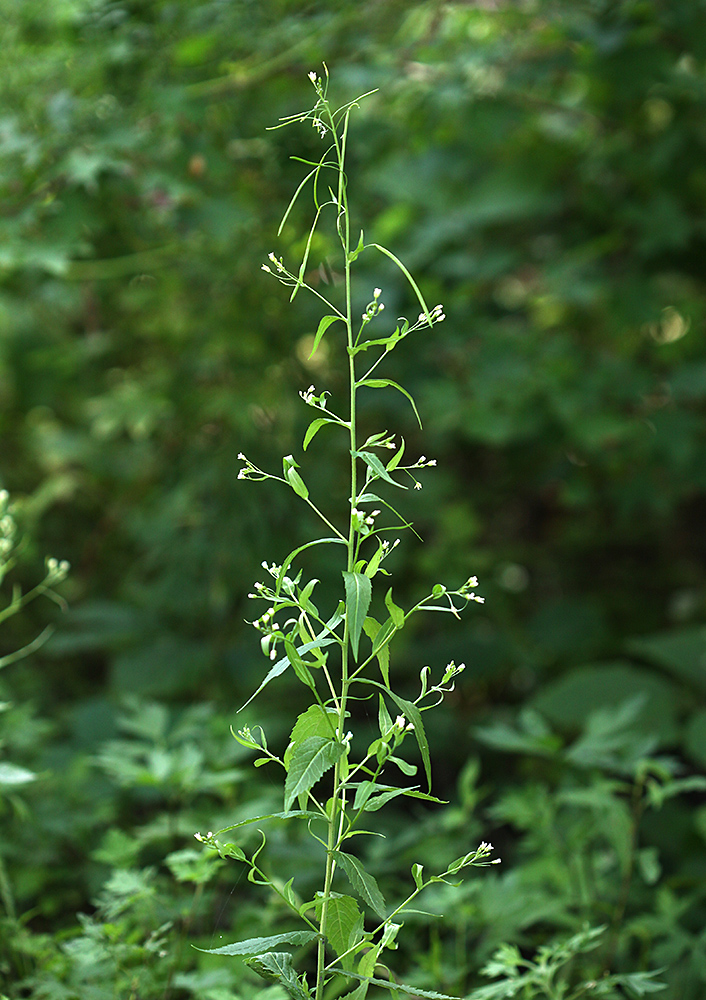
[{"xmin": 1, "ymin": 1, "xmax": 706, "ymax": 997}]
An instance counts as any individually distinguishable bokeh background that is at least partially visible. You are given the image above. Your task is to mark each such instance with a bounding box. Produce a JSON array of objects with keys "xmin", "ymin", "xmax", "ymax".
[{"xmin": 2, "ymin": 1, "xmax": 706, "ymax": 997}]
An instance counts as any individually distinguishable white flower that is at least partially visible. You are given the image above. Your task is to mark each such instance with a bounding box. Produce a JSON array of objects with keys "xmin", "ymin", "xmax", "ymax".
[{"xmin": 308, "ymin": 71, "xmax": 318, "ymax": 83}]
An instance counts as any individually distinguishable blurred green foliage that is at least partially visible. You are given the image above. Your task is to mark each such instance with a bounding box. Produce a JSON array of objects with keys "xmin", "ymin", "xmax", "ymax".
[{"xmin": 1, "ymin": 0, "xmax": 706, "ymax": 997}]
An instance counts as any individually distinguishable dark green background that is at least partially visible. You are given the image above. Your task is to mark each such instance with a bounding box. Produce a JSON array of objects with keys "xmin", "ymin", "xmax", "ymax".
[{"xmin": 1, "ymin": 2, "xmax": 706, "ymax": 998}]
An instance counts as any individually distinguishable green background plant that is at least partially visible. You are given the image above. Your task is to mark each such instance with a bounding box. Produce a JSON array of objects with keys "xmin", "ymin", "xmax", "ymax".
[{"xmin": 1, "ymin": 1, "xmax": 706, "ymax": 997}]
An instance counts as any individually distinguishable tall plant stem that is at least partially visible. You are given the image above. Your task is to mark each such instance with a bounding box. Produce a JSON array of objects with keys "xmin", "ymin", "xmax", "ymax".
[{"xmin": 315, "ymin": 106, "xmax": 356, "ymax": 1000}]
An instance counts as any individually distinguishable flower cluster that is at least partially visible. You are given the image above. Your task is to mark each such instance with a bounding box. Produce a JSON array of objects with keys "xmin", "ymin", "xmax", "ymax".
[
  {"xmin": 351, "ymin": 507, "xmax": 380, "ymax": 536},
  {"xmin": 459, "ymin": 574, "xmax": 485, "ymax": 604},
  {"xmin": 237, "ymin": 454, "xmax": 270, "ymax": 482},
  {"xmin": 299, "ymin": 385, "xmax": 332, "ymax": 409},
  {"xmin": 361, "ymin": 287, "xmax": 385, "ymax": 324},
  {"xmin": 261, "ymin": 251, "xmax": 287, "ymax": 275},
  {"xmin": 45, "ymin": 557, "xmax": 71, "ymax": 584}
]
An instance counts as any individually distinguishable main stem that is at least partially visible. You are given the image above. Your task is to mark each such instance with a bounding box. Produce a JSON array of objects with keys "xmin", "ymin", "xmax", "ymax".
[{"xmin": 315, "ymin": 109, "xmax": 356, "ymax": 1000}]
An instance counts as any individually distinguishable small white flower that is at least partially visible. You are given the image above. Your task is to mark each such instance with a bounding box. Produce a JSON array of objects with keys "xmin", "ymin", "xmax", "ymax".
[
  {"xmin": 414, "ymin": 482, "xmax": 422, "ymax": 490},
  {"xmin": 394, "ymin": 715, "xmax": 406, "ymax": 729},
  {"xmin": 308, "ymin": 71, "xmax": 318, "ymax": 83},
  {"xmin": 373, "ymin": 287, "xmax": 382, "ymax": 298}
]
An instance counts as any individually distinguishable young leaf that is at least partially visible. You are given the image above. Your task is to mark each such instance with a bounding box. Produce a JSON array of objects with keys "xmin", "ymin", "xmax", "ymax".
[
  {"xmin": 309, "ymin": 315, "xmax": 341, "ymax": 358},
  {"xmin": 304, "ymin": 417, "xmax": 337, "ymax": 451},
  {"xmin": 362, "ymin": 617, "xmax": 390, "ymax": 686},
  {"xmin": 333, "ymin": 851, "xmax": 386, "ymax": 918},
  {"xmin": 284, "ymin": 638, "xmax": 316, "ymax": 692},
  {"xmin": 357, "ymin": 379, "xmax": 422, "ymax": 430},
  {"xmin": 198, "ymin": 930, "xmax": 318, "ymax": 956},
  {"xmin": 355, "ymin": 450, "xmax": 407, "ymax": 489},
  {"xmin": 386, "ymin": 437, "xmax": 405, "ymax": 471},
  {"xmin": 244, "ymin": 952, "xmax": 313, "ymax": 1000},
  {"xmin": 384, "ymin": 589, "xmax": 405, "ymax": 629},
  {"xmin": 364, "ymin": 541, "xmax": 386, "ymax": 580},
  {"xmin": 359, "ymin": 681, "xmax": 431, "ymax": 791},
  {"xmin": 283, "ymin": 453, "xmax": 309, "ymax": 498},
  {"xmin": 342, "ymin": 571, "xmax": 372, "ymax": 661},
  {"xmin": 348, "ymin": 229, "xmax": 365, "ymax": 263},
  {"xmin": 284, "ymin": 736, "xmax": 344, "ymax": 811}
]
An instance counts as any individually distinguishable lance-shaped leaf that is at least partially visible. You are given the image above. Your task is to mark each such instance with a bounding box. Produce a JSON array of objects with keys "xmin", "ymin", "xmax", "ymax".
[
  {"xmin": 333, "ymin": 851, "xmax": 386, "ymax": 918},
  {"xmin": 244, "ymin": 952, "xmax": 313, "ymax": 1000},
  {"xmin": 355, "ymin": 450, "xmax": 406, "ymax": 489},
  {"xmin": 309, "ymin": 314, "xmax": 342, "ymax": 358},
  {"xmin": 303, "ymin": 417, "xmax": 338, "ymax": 451},
  {"xmin": 239, "ymin": 631, "xmax": 339, "ymax": 711},
  {"xmin": 367, "ymin": 242, "xmax": 433, "ymax": 326},
  {"xmin": 342, "ymin": 571, "xmax": 372, "ymax": 660},
  {"xmin": 197, "ymin": 930, "xmax": 318, "ymax": 956},
  {"xmin": 276, "ymin": 539, "xmax": 347, "ymax": 595},
  {"xmin": 284, "ymin": 736, "xmax": 344, "ymax": 811},
  {"xmin": 362, "ymin": 617, "xmax": 390, "ymax": 686},
  {"xmin": 358, "ymin": 680, "xmax": 431, "ymax": 791},
  {"xmin": 328, "ymin": 970, "xmax": 460, "ymax": 1000},
  {"xmin": 357, "ymin": 379, "xmax": 422, "ymax": 429},
  {"xmin": 283, "ymin": 454, "xmax": 309, "ymax": 499}
]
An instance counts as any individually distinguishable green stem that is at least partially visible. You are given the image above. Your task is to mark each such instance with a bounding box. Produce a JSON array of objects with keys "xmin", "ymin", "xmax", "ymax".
[{"xmin": 315, "ymin": 106, "xmax": 356, "ymax": 1000}]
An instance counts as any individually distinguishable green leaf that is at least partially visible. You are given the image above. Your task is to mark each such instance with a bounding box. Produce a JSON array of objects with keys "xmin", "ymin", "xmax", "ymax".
[
  {"xmin": 197, "ymin": 930, "xmax": 318, "ymax": 956},
  {"xmin": 362, "ymin": 618, "xmax": 390, "ymax": 686},
  {"xmin": 348, "ymin": 230, "xmax": 365, "ymax": 263},
  {"xmin": 315, "ymin": 892, "xmax": 362, "ymax": 964},
  {"xmin": 384, "ymin": 589, "xmax": 405, "ymax": 629},
  {"xmin": 309, "ymin": 315, "xmax": 341, "ymax": 358},
  {"xmin": 386, "ymin": 437, "xmax": 405, "ymax": 471},
  {"xmin": 244, "ymin": 952, "xmax": 313, "ymax": 1000},
  {"xmin": 276, "ymin": 539, "xmax": 347, "ymax": 596},
  {"xmin": 214, "ymin": 811, "xmax": 320, "ymax": 838},
  {"xmin": 357, "ymin": 379, "xmax": 422, "ymax": 429},
  {"xmin": 333, "ymin": 851, "xmax": 386, "ymax": 918},
  {"xmin": 355, "ymin": 451, "xmax": 406, "ymax": 489},
  {"xmin": 367, "ymin": 242, "xmax": 433, "ymax": 325},
  {"xmin": 362, "ymin": 785, "xmax": 419, "ymax": 812},
  {"xmin": 303, "ymin": 417, "xmax": 338, "ymax": 451},
  {"xmin": 343, "ymin": 571, "xmax": 372, "ymax": 661},
  {"xmin": 329, "ymin": 969, "xmax": 460, "ymax": 1000},
  {"xmin": 286, "ymin": 468, "xmax": 309, "ymax": 499},
  {"xmin": 389, "ymin": 756, "xmax": 417, "ymax": 777},
  {"xmin": 285, "ymin": 705, "xmax": 339, "ymax": 769},
  {"xmin": 239, "ymin": 632, "xmax": 339, "ymax": 710},
  {"xmin": 359, "ymin": 681, "xmax": 431, "ymax": 791},
  {"xmin": 284, "ymin": 736, "xmax": 344, "ymax": 811},
  {"xmin": 284, "ymin": 638, "xmax": 316, "ymax": 691}
]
